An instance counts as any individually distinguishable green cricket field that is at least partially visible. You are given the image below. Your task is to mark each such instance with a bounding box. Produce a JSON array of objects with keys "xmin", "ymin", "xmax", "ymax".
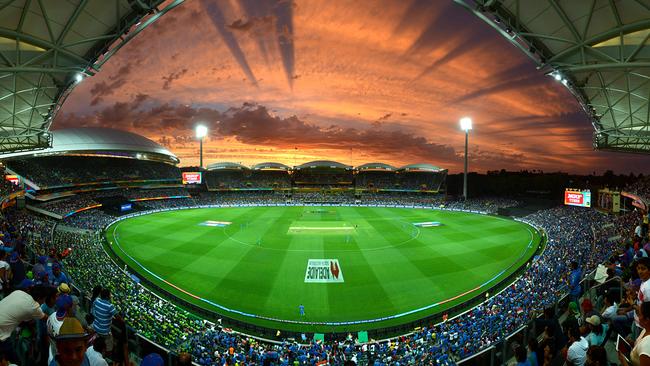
[{"xmin": 106, "ymin": 206, "xmax": 541, "ymax": 332}]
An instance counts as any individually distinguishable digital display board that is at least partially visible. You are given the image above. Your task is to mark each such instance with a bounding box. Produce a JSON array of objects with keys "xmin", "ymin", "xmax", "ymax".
[
  {"xmin": 120, "ymin": 203, "xmax": 133, "ymax": 212},
  {"xmin": 5, "ymin": 175, "xmax": 19, "ymax": 185},
  {"xmin": 182, "ymin": 172, "xmax": 202, "ymax": 184},
  {"xmin": 564, "ymin": 189, "xmax": 591, "ymax": 208}
]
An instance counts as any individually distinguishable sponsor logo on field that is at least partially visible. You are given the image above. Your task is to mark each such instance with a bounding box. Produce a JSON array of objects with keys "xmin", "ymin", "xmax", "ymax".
[
  {"xmin": 304, "ymin": 259, "xmax": 344, "ymax": 283},
  {"xmin": 199, "ymin": 221, "xmax": 231, "ymax": 227},
  {"xmin": 413, "ymin": 221, "xmax": 441, "ymax": 227}
]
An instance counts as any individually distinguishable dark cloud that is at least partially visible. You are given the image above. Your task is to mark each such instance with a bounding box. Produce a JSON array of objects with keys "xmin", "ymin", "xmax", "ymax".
[
  {"xmin": 212, "ymin": 104, "xmax": 458, "ymax": 162},
  {"xmin": 406, "ymin": 2, "xmax": 483, "ymax": 56},
  {"xmin": 89, "ymin": 62, "xmax": 134, "ymax": 105},
  {"xmin": 393, "ymin": 0, "xmax": 437, "ymax": 35},
  {"xmin": 201, "ymin": 0, "xmax": 259, "ymax": 87},
  {"xmin": 238, "ymin": 1, "xmax": 275, "ymax": 64},
  {"xmin": 238, "ymin": 0, "xmax": 295, "ymax": 89},
  {"xmin": 273, "ymin": 0, "xmax": 295, "ymax": 89},
  {"xmin": 55, "ymin": 101, "xmax": 460, "ymax": 164},
  {"xmin": 406, "ymin": 1, "xmax": 500, "ymax": 81},
  {"xmin": 228, "ymin": 19, "xmax": 255, "ymax": 31},
  {"xmin": 162, "ymin": 69, "xmax": 188, "ymax": 90},
  {"xmin": 378, "ymin": 113, "xmax": 392, "ymax": 121},
  {"xmin": 454, "ymin": 64, "xmax": 550, "ymax": 103},
  {"xmin": 481, "ymin": 112, "xmax": 592, "ymax": 139},
  {"xmin": 372, "ymin": 113, "xmax": 392, "ymax": 127}
]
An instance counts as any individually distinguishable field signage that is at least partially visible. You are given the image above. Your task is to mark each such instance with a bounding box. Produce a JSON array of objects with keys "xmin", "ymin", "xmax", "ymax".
[{"xmin": 305, "ymin": 259, "xmax": 344, "ymax": 283}]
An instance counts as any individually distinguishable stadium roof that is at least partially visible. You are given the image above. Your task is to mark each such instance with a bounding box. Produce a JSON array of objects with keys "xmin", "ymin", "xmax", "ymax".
[
  {"xmin": 356, "ymin": 162, "xmax": 397, "ymax": 171},
  {"xmin": 399, "ymin": 163, "xmax": 446, "ymax": 172},
  {"xmin": 252, "ymin": 162, "xmax": 290, "ymax": 170},
  {"xmin": 206, "ymin": 162, "xmax": 250, "ymax": 171},
  {"xmin": 0, "ymin": 127, "xmax": 178, "ymax": 163},
  {"xmin": 0, "ymin": 0, "xmax": 184, "ymax": 154},
  {"xmin": 456, "ymin": 0, "xmax": 650, "ymax": 153},
  {"xmin": 295, "ymin": 160, "xmax": 353, "ymax": 170}
]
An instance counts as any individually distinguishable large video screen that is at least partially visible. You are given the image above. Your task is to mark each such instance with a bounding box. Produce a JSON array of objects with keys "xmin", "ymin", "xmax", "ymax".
[
  {"xmin": 182, "ymin": 172, "xmax": 202, "ymax": 184},
  {"xmin": 564, "ymin": 189, "xmax": 591, "ymax": 208},
  {"xmin": 4, "ymin": 175, "xmax": 19, "ymax": 186}
]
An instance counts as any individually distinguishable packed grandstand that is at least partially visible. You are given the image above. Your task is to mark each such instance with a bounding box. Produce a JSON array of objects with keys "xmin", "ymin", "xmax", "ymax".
[{"xmin": 0, "ymin": 127, "xmax": 647, "ymax": 366}]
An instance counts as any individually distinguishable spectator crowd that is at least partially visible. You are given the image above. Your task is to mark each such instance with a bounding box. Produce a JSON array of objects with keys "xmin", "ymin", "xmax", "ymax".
[{"xmin": 0, "ymin": 179, "xmax": 649, "ymax": 365}]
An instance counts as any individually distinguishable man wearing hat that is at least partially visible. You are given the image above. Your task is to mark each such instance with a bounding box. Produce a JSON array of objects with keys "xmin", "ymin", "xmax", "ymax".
[
  {"xmin": 48, "ymin": 294, "xmax": 75, "ymax": 364},
  {"xmin": 50, "ymin": 263, "xmax": 69, "ymax": 288},
  {"xmin": 140, "ymin": 353, "xmax": 164, "ymax": 366},
  {"xmin": 33, "ymin": 256, "xmax": 48, "ymax": 278},
  {"xmin": 34, "ymin": 270, "xmax": 49, "ymax": 286},
  {"xmin": 49, "ymin": 317, "xmax": 90, "ymax": 366},
  {"xmin": 585, "ymin": 315, "xmax": 608, "ymax": 346}
]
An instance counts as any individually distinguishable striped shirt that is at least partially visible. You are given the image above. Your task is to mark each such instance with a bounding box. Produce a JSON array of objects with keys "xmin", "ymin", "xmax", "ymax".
[{"xmin": 92, "ymin": 298, "xmax": 116, "ymax": 335}]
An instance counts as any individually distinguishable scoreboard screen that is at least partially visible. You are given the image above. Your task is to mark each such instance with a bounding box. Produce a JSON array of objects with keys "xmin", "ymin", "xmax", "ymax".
[
  {"xmin": 564, "ymin": 189, "xmax": 591, "ymax": 208},
  {"xmin": 5, "ymin": 175, "xmax": 19, "ymax": 185},
  {"xmin": 182, "ymin": 172, "xmax": 202, "ymax": 184}
]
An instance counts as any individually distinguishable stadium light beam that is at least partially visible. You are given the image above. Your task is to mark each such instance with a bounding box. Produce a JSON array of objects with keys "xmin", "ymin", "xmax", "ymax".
[
  {"xmin": 195, "ymin": 124, "xmax": 208, "ymax": 168},
  {"xmin": 460, "ymin": 117, "xmax": 472, "ymax": 200}
]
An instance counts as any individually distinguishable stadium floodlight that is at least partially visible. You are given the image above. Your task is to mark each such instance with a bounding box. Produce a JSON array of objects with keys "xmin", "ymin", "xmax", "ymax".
[
  {"xmin": 195, "ymin": 124, "xmax": 208, "ymax": 139},
  {"xmin": 460, "ymin": 117, "xmax": 472, "ymax": 200},
  {"xmin": 460, "ymin": 117, "xmax": 472, "ymax": 132},
  {"xmin": 195, "ymin": 124, "xmax": 208, "ymax": 168}
]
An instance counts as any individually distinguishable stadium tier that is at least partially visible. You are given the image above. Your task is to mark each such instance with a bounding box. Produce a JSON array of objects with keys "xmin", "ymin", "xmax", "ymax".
[
  {"xmin": 0, "ymin": 184, "xmax": 648, "ymax": 366},
  {"xmin": 203, "ymin": 160, "xmax": 447, "ymax": 193},
  {"xmin": 2, "ymin": 128, "xmax": 650, "ymax": 366}
]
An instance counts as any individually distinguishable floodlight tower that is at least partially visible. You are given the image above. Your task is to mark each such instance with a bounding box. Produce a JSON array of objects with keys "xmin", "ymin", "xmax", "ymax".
[
  {"xmin": 460, "ymin": 117, "xmax": 472, "ymax": 200},
  {"xmin": 195, "ymin": 124, "xmax": 208, "ymax": 168}
]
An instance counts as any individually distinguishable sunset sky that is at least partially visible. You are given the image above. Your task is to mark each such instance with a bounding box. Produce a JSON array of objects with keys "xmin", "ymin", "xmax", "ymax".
[{"xmin": 55, "ymin": 0, "xmax": 650, "ymax": 174}]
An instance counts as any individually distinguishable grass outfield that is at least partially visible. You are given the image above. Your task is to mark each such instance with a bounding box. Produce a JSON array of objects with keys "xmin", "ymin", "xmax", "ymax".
[{"xmin": 106, "ymin": 206, "xmax": 541, "ymax": 332}]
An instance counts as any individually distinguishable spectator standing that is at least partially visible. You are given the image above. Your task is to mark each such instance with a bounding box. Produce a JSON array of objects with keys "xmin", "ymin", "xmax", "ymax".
[
  {"xmin": 515, "ymin": 344, "xmax": 531, "ymax": 366},
  {"xmin": 601, "ymin": 291, "xmax": 618, "ymax": 321},
  {"xmin": 50, "ymin": 263, "xmax": 69, "ymax": 288},
  {"xmin": 85, "ymin": 337, "xmax": 108, "ymax": 366},
  {"xmin": 568, "ymin": 261, "xmax": 583, "ymax": 304},
  {"xmin": 33, "ymin": 256, "xmax": 47, "ymax": 279},
  {"xmin": 566, "ymin": 326, "xmax": 588, "ymax": 366},
  {"xmin": 619, "ymin": 301, "xmax": 650, "ymax": 366},
  {"xmin": 584, "ymin": 315, "xmax": 608, "ymax": 347},
  {"xmin": 528, "ymin": 338, "xmax": 541, "ymax": 366},
  {"xmin": 8, "ymin": 252, "xmax": 25, "ymax": 288},
  {"xmin": 92, "ymin": 288, "xmax": 117, "ymax": 354},
  {"xmin": 0, "ymin": 286, "xmax": 48, "ymax": 362},
  {"xmin": 48, "ymin": 294, "xmax": 74, "ymax": 363},
  {"xmin": 0, "ymin": 252, "xmax": 9, "ymax": 299},
  {"xmin": 586, "ymin": 346, "xmax": 608, "ymax": 366},
  {"xmin": 634, "ymin": 258, "xmax": 650, "ymax": 337}
]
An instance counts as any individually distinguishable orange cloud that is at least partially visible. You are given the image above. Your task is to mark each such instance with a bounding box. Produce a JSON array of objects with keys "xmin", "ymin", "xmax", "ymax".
[{"xmin": 56, "ymin": 0, "xmax": 650, "ymax": 174}]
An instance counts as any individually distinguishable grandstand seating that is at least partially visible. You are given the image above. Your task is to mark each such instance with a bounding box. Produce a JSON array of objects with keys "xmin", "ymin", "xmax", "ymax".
[
  {"xmin": 5, "ymin": 156, "xmax": 180, "ymax": 188},
  {"xmin": 1, "ymin": 171, "xmax": 650, "ymax": 365}
]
